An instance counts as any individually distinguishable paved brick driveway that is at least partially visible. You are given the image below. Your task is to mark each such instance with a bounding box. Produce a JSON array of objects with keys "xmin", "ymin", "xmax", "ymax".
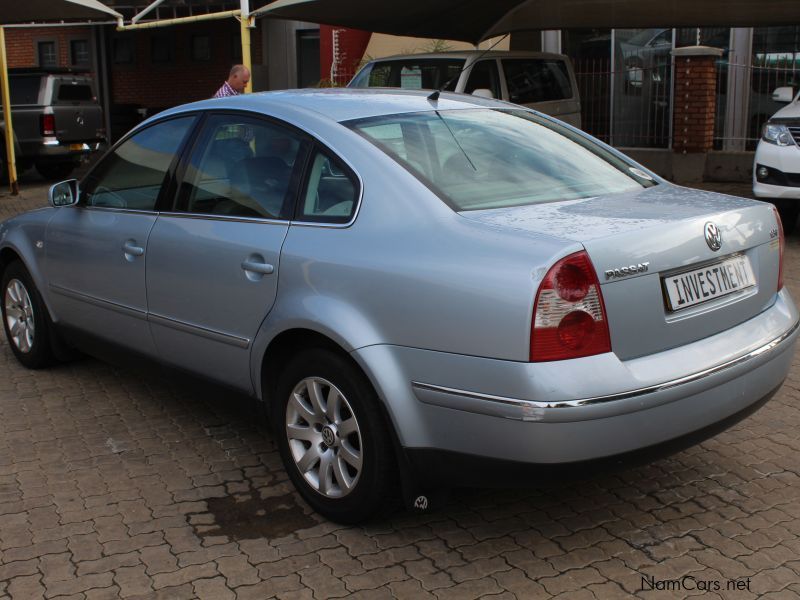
[{"xmin": 1, "ymin": 179, "xmax": 799, "ymax": 599}]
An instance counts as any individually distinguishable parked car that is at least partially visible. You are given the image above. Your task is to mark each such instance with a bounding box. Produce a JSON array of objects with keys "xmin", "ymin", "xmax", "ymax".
[
  {"xmin": 1, "ymin": 71, "xmax": 106, "ymax": 182},
  {"xmin": 2, "ymin": 90, "xmax": 797, "ymax": 523},
  {"xmin": 754, "ymin": 86, "xmax": 800, "ymax": 232},
  {"xmin": 348, "ymin": 51, "xmax": 582, "ymax": 128}
]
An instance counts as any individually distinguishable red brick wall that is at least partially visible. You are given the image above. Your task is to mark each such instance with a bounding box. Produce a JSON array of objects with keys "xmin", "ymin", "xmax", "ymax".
[
  {"xmin": 4, "ymin": 26, "xmax": 95, "ymax": 74},
  {"xmin": 110, "ymin": 19, "xmax": 264, "ymax": 110},
  {"xmin": 673, "ymin": 54, "xmax": 718, "ymax": 153},
  {"xmin": 6, "ymin": 20, "xmax": 263, "ymax": 111}
]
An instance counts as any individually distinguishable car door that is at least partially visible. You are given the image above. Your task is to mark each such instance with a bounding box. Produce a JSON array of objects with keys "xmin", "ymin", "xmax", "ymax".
[
  {"xmin": 145, "ymin": 112, "xmax": 310, "ymax": 392},
  {"xmin": 45, "ymin": 115, "xmax": 196, "ymax": 355}
]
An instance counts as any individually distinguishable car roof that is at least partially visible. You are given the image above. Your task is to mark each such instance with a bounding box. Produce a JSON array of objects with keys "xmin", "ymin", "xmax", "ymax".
[
  {"xmin": 155, "ymin": 88, "xmax": 515, "ymax": 126},
  {"xmin": 365, "ymin": 50, "xmax": 569, "ymax": 62}
]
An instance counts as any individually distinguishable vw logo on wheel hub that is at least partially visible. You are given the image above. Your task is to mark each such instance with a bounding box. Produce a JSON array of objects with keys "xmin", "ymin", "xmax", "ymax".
[
  {"xmin": 321, "ymin": 425, "xmax": 336, "ymax": 447},
  {"xmin": 704, "ymin": 222, "xmax": 722, "ymax": 251}
]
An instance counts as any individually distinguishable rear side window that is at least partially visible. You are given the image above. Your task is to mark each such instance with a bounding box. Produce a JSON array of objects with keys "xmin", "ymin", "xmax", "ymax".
[
  {"xmin": 57, "ymin": 83, "xmax": 94, "ymax": 103},
  {"xmin": 352, "ymin": 59, "xmax": 463, "ymax": 91},
  {"xmin": 9, "ymin": 77, "xmax": 41, "ymax": 105},
  {"xmin": 501, "ymin": 59, "xmax": 573, "ymax": 104},
  {"xmin": 82, "ymin": 117, "xmax": 195, "ymax": 211},
  {"xmin": 297, "ymin": 149, "xmax": 359, "ymax": 224}
]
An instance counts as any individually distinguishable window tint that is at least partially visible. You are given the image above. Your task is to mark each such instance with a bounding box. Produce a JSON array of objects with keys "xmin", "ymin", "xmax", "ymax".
[
  {"xmin": 464, "ymin": 60, "xmax": 500, "ymax": 99},
  {"xmin": 82, "ymin": 117, "xmax": 195, "ymax": 210},
  {"xmin": 299, "ymin": 149, "xmax": 358, "ymax": 223},
  {"xmin": 353, "ymin": 59, "xmax": 463, "ymax": 91},
  {"xmin": 502, "ymin": 59, "xmax": 573, "ymax": 104},
  {"xmin": 57, "ymin": 83, "xmax": 93, "ymax": 102},
  {"xmin": 9, "ymin": 77, "xmax": 41, "ymax": 105},
  {"xmin": 180, "ymin": 114, "xmax": 306, "ymax": 219}
]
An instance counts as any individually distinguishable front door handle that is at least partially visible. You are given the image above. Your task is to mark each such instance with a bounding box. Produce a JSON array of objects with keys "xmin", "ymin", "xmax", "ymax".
[
  {"xmin": 122, "ymin": 240, "xmax": 144, "ymax": 260},
  {"xmin": 241, "ymin": 259, "xmax": 274, "ymax": 275}
]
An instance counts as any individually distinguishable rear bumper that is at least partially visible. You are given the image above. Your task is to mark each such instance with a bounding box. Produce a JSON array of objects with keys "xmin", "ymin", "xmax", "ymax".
[
  {"xmin": 405, "ymin": 383, "xmax": 780, "ymax": 488},
  {"xmin": 353, "ymin": 289, "xmax": 798, "ymax": 471}
]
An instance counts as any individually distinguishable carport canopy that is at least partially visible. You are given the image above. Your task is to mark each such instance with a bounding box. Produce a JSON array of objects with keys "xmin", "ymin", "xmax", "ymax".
[
  {"xmin": 0, "ymin": 0, "xmax": 121, "ymax": 24},
  {"xmin": 255, "ymin": 0, "xmax": 800, "ymax": 45},
  {"xmin": 1, "ymin": 0, "xmax": 123, "ymax": 195}
]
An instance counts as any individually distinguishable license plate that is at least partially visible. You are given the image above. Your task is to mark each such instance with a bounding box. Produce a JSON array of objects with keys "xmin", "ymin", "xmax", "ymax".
[
  {"xmin": 69, "ymin": 143, "xmax": 85, "ymax": 151},
  {"xmin": 663, "ymin": 254, "xmax": 755, "ymax": 312}
]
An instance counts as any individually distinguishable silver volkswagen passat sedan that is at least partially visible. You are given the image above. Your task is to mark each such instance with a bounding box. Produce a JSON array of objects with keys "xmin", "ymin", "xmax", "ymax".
[{"xmin": 1, "ymin": 90, "xmax": 797, "ymax": 523}]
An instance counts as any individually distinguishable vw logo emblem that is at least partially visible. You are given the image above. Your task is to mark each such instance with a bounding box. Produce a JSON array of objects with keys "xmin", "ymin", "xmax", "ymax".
[
  {"xmin": 704, "ymin": 222, "xmax": 722, "ymax": 251},
  {"xmin": 321, "ymin": 425, "xmax": 336, "ymax": 447}
]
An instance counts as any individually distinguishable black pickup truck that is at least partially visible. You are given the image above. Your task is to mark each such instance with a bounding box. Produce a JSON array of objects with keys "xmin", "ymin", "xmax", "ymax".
[{"xmin": 1, "ymin": 72, "xmax": 106, "ymax": 181}]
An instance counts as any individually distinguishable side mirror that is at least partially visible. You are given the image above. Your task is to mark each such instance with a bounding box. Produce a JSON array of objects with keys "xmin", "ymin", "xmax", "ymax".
[
  {"xmin": 471, "ymin": 88, "xmax": 495, "ymax": 99},
  {"xmin": 48, "ymin": 179, "xmax": 79, "ymax": 207},
  {"xmin": 772, "ymin": 87, "xmax": 795, "ymax": 103}
]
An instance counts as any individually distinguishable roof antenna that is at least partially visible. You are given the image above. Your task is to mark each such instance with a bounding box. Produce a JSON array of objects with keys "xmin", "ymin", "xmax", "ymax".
[{"xmin": 427, "ymin": 33, "xmax": 509, "ymax": 103}]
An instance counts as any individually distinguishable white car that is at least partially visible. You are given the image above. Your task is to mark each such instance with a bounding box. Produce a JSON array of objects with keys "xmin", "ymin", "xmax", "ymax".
[{"xmin": 754, "ymin": 86, "xmax": 800, "ymax": 232}]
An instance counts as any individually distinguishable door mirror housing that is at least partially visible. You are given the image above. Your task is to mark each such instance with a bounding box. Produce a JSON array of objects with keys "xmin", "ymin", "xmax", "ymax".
[
  {"xmin": 772, "ymin": 87, "xmax": 795, "ymax": 103},
  {"xmin": 48, "ymin": 179, "xmax": 79, "ymax": 207}
]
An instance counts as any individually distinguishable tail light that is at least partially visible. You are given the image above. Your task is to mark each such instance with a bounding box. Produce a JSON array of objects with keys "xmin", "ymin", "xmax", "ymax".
[
  {"xmin": 531, "ymin": 250, "xmax": 611, "ymax": 362},
  {"xmin": 41, "ymin": 114, "xmax": 56, "ymax": 136},
  {"xmin": 772, "ymin": 206, "xmax": 785, "ymax": 291}
]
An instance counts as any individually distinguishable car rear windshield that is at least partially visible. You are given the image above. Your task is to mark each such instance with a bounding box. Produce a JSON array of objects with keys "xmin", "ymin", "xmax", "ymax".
[
  {"xmin": 9, "ymin": 76, "xmax": 41, "ymax": 105},
  {"xmin": 57, "ymin": 83, "xmax": 94, "ymax": 102},
  {"xmin": 346, "ymin": 109, "xmax": 656, "ymax": 211},
  {"xmin": 350, "ymin": 59, "xmax": 463, "ymax": 91}
]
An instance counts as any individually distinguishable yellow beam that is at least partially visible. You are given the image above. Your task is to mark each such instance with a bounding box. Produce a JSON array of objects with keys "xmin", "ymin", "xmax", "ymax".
[
  {"xmin": 116, "ymin": 9, "xmax": 241, "ymax": 30},
  {"xmin": 240, "ymin": 15, "xmax": 253, "ymax": 93},
  {"xmin": 0, "ymin": 27, "xmax": 18, "ymax": 196}
]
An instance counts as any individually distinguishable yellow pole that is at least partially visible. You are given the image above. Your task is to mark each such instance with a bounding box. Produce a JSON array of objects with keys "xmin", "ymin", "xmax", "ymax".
[
  {"xmin": 240, "ymin": 15, "xmax": 253, "ymax": 93},
  {"xmin": 0, "ymin": 26, "xmax": 19, "ymax": 195}
]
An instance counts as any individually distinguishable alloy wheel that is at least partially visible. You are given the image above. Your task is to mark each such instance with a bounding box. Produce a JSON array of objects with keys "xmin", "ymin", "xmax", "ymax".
[
  {"xmin": 285, "ymin": 376, "xmax": 363, "ymax": 498},
  {"xmin": 4, "ymin": 279, "xmax": 35, "ymax": 353}
]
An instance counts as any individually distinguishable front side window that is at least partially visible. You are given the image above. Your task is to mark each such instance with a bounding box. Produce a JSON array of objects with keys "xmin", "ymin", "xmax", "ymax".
[
  {"xmin": 178, "ymin": 114, "xmax": 306, "ymax": 219},
  {"xmin": 348, "ymin": 109, "xmax": 654, "ymax": 211},
  {"xmin": 298, "ymin": 149, "xmax": 359, "ymax": 223},
  {"xmin": 502, "ymin": 59, "xmax": 573, "ymax": 104},
  {"xmin": 82, "ymin": 117, "xmax": 195, "ymax": 210}
]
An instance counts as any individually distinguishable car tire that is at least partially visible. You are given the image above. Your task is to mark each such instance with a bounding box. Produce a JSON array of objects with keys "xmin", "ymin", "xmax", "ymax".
[
  {"xmin": 274, "ymin": 348, "xmax": 395, "ymax": 523},
  {"xmin": 35, "ymin": 161, "xmax": 75, "ymax": 182},
  {"xmin": 1, "ymin": 260, "xmax": 55, "ymax": 369}
]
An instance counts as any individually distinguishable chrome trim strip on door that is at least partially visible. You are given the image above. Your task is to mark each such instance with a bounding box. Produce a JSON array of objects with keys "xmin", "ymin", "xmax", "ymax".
[
  {"xmin": 147, "ymin": 313, "xmax": 250, "ymax": 349},
  {"xmin": 48, "ymin": 284, "xmax": 147, "ymax": 320}
]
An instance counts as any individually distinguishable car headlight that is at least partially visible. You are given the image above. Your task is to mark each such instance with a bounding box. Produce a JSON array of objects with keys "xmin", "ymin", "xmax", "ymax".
[{"xmin": 762, "ymin": 123, "xmax": 795, "ymax": 146}]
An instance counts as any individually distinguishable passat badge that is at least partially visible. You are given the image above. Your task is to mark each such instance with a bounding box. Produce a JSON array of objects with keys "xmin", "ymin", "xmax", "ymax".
[{"xmin": 704, "ymin": 222, "xmax": 722, "ymax": 252}]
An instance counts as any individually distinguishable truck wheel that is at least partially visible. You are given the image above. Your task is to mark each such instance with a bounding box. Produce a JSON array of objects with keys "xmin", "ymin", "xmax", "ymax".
[{"xmin": 35, "ymin": 162, "xmax": 75, "ymax": 182}]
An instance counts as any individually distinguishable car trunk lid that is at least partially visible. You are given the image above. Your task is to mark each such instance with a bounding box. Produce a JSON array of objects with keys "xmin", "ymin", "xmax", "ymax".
[{"xmin": 460, "ymin": 185, "xmax": 781, "ymax": 360}]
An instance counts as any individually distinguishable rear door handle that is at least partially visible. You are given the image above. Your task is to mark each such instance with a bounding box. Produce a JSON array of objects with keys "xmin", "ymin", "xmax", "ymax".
[
  {"xmin": 122, "ymin": 240, "xmax": 144, "ymax": 258},
  {"xmin": 241, "ymin": 260, "xmax": 274, "ymax": 275}
]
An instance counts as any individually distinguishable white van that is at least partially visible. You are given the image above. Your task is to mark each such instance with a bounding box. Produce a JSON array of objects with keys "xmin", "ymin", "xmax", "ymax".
[{"xmin": 348, "ymin": 51, "xmax": 582, "ymax": 128}]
